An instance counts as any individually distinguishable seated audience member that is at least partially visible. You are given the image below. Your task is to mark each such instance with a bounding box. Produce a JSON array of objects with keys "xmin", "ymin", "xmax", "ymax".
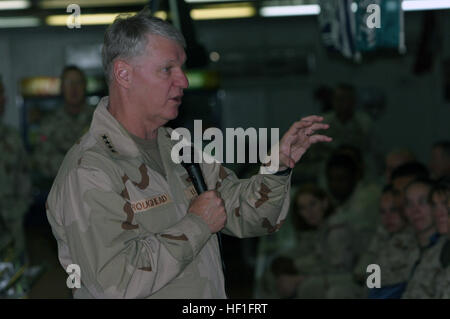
[
  {"xmin": 292, "ymin": 83, "xmax": 374, "ymax": 185},
  {"xmin": 423, "ymin": 180, "xmax": 450, "ymax": 298},
  {"xmin": 384, "ymin": 148, "xmax": 416, "ymax": 183},
  {"xmin": 322, "ymin": 84, "xmax": 372, "ymax": 155},
  {"xmin": 325, "ymin": 153, "xmax": 381, "ymax": 255},
  {"xmin": 254, "ymin": 184, "xmax": 323, "ymax": 298},
  {"xmin": 264, "ymin": 184, "xmax": 362, "ymax": 299},
  {"xmin": 0, "ymin": 75, "xmax": 32, "ymax": 298},
  {"xmin": 391, "ymin": 162, "xmax": 429, "ymax": 195},
  {"xmin": 429, "ymin": 140, "xmax": 450, "ymax": 181},
  {"xmin": 402, "ymin": 179, "xmax": 449, "ymax": 299},
  {"xmin": 354, "ymin": 185, "xmax": 419, "ymax": 298},
  {"xmin": 430, "ymin": 180, "xmax": 450, "ymax": 235}
]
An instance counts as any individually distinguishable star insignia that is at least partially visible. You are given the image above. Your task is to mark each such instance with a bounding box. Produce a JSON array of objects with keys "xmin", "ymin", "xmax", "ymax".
[{"xmin": 100, "ymin": 134, "xmax": 117, "ymax": 154}]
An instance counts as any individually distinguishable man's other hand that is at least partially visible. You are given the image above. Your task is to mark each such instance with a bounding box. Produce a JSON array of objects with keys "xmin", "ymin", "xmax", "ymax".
[{"xmin": 188, "ymin": 190, "xmax": 227, "ymax": 233}]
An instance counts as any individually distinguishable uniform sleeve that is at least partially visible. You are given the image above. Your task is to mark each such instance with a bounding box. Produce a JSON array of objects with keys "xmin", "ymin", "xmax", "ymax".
[
  {"xmin": 201, "ymin": 162, "xmax": 291, "ymax": 238},
  {"xmin": 46, "ymin": 166, "xmax": 211, "ymax": 299}
]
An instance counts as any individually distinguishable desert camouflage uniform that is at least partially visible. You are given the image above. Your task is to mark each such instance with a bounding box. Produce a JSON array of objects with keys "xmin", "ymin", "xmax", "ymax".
[
  {"xmin": 33, "ymin": 104, "xmax": 94, "ymax": 181},
  {"xmin": 259, "ymin": 210, "xmax": 363, "ymax": 298},
  {"xmin": 330, "ymin": 181, "xmax": 382, "ymax": 256},
  {"xmin": 0, "ymin": 123, "xmax": 31, "ymax": 258},
  {"xmin": 294, "ymin": 211, "xmax": 364, "ymax": 299},
  {"xmin": 46, "ymin": 97, "xmax": 291, "ymax": 298},
  {"xmin": 435, "ymin": 257, "xmax": 450, "ymax": 298},
  {"xmin": 403, "ymin": 235, "xmax": 449, "ymax": 299},
  {"xmin": 0, "ymin": 123, "xmax": 32, "ymax": 298},
  {"xmin": 255, "ymin": 226, "xmax": 317, "ymax": 298},
  {"xmin": 354, "ymin": 225, "xmax": 420, "ymax": 288}
]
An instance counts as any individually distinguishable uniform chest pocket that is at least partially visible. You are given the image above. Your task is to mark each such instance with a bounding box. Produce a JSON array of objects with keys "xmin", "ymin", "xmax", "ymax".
[{"xmin": 131, "ymin": 194, "xmax": 182, "ymax": 234}]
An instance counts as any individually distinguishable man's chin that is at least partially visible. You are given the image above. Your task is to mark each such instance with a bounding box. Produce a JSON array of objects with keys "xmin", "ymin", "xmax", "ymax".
[{"xmin": 163, "ymin": 108, "xmax": 179, "ymax": 123}]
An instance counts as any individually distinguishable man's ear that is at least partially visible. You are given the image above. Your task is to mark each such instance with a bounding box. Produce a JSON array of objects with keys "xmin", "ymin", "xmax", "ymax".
[{"xmin": 113, "ymin": 60, "xmax": 133, "ymax": 89}]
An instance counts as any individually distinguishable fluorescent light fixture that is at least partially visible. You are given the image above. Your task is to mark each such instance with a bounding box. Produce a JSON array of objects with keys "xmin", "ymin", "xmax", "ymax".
[
  {"xmin": 46, "ymin": 12, "xmax": 136, "ymax": 26},
  {"xmin": 185, "ymin": 0, "xmax": 243, "ymax": 2},
  {"xmin": 259, "ymin": 1, "xmax": 450, "ymax": 18},
  {"xmin": 0, "ymin": 0, "xmax": 30, "ymax": 10},
  {"xmin": 153, "ymin": 11, "xmax": 168, "ymax": 20},
  {"xmin": 191, "ymin": 6, "xmax": 255, "ymax": 20},
  {"xmin": 0, "ymin": 16, "xmax": 39, "ymax": 28},
  {"xmin": 402, "ymin": 0, "xmax": 450, "ymax": 11},
  {"xmin": 46, "ymin": 11, "xmax": 166, "ymax": 26},
  {"xmin": 260, "ymin": 4, "xmax": 320, "ymax": 17},
  {"xmin": 40, "ymin": 0, "xmax": 147, "ymax": 9}
]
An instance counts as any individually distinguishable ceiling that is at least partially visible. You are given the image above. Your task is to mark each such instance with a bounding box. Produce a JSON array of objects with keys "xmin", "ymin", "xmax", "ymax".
[{"xmin": 0, "ymin": 0, "xmax": 448, "ymax": 28}]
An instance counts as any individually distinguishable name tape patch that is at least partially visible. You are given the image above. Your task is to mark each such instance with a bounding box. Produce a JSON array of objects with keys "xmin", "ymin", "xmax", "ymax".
[{"xmin": 131, "ymin": 194, "xmax": 172, "ymax": 213}]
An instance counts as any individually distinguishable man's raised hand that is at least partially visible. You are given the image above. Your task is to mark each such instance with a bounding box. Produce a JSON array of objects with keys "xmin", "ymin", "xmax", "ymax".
[{"xmin": 278, "ymin": 115, "xmax": 332, "ymax": 170}]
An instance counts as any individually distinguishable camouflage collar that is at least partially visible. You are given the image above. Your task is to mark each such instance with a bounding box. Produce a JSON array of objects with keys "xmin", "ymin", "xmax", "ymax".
[{"xmin": 90, "ymin": 96, "xmax": 172, "ymax": 160}]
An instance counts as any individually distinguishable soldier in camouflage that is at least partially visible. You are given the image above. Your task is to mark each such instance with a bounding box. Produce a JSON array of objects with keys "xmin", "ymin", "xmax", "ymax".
[
  {"xmin": 45, "ymin": 10, "xmax": 332, "ymax": 298},
  {"xmin": 354, "ymin": 185, "xmax": 419, "ymax": 298},
  {"xmin": 431, "ymin": 180, "xmax": 450, "ymax": 298},
  {"xmin": 33, "ymin": 65, "xmax": 93, "ymax": 183},
  {"xmin": 258, "ymin": 184, "xmax": 362, "ymax": 299},
  {"xmin": 324, "ymin": 152, "xmax": 381, "ymax": 256},
  {"xmin": 402, "ymin": 179, "xmax": 449, "ymax": 299},
  {"xmin": 0, "ymin": 76, "xmax": 32, "ymax": 298}
]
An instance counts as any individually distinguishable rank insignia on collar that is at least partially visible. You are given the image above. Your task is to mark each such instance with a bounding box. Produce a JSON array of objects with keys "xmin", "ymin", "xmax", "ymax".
[{"xmin": 101, "ymin": 134, "xmax": 117, "ymax": 153}]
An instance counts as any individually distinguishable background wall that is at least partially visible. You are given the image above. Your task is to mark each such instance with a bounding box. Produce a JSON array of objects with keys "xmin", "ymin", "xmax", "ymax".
[{"xmin": 1, "ymin": 10, "xmax": 449, "ymax": 165}]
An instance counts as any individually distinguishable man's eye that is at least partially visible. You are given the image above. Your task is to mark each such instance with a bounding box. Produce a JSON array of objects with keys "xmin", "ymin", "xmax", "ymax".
[{"xmin": 162, "ymin": 67, "xmax": 171, "ymax": 73}]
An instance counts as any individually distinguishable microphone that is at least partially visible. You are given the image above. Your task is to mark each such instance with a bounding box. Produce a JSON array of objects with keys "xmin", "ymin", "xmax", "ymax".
[
  {"xmin": 180, "ymin": 147, "xmax": 227, "ymax": 276},
  {"xmin": 180, "ymin": 147, "xmax": 207, "ymax": 195},
  {"xmin": 181, "ymin": 161, "xmax": 208, "ymax": 194}
]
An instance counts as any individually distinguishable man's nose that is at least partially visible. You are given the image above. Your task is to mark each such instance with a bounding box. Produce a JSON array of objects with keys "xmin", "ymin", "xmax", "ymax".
[{"xmin": 175, "ymin": 69, "xmax": 189, "ymax": 89}]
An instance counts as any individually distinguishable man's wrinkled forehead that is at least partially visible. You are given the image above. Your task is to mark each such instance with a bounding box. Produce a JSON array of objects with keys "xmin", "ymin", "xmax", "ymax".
[{"xmin": 146, "ymin": 34, "xmax": 187, "ymax": 63}]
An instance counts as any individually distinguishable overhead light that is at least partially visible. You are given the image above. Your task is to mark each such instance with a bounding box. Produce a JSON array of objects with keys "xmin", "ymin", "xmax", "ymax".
[
  {"xmin": 402, "ymin": 0, "xmax": 450, "ymax": 11},
  {"xmin": 0, "ymin": 0, "xmax": 30, "ymax": 10},
  {"xmin": 190, "ymin": 4, "xmax": 255, "ymax": 20},
  {"xmin": 260, "ymin": 4, "xmax": 321, "ymax": 17},
  {"xmin": 0, "ymin": 17, "xmax": 39, "ymax": 28},
  {"xmin": 259, "ymin": 1, "xmax": 450, "ymax": 18},
  {"xmin": 48, "ymin": 13, "xmax": 120, "ymax": 26},
  {"xmin": 185, "ymin": 0, "xmax": 244, "ymax": 2},
  {"xmin": 46, "ymin": 11, "xmax": 167, "ymax": 26},
  {"xmin": 40, "ymin": 0, "xmax": 148, "ymax": 9},
  {"xmin": 46, "ymin": 12, "xmax": 136, "ymax": 26},
  {"xmin": 209, "ymin": 51, "xmax": 220, "ymax": 62},
  {"xmin": 153, "ymin": 11, "xmax": 168, "ymax": 20}
]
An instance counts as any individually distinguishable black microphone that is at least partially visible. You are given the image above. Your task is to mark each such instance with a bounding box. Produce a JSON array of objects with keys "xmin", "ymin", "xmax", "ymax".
[
  {"xmin": 181, "ymin": 162, "xmax": 208, "ymax": 194},
  {"xmin": 180, "ymin": 147, "xmax": 227, "ymax": 277},
  {"xmin": 180, "ymin": 147, "xmax": 207, "ymax": 195}
]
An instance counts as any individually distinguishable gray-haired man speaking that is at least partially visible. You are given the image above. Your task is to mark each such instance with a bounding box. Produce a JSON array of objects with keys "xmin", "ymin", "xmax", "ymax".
[{"xmin": 46, "ymin": 9, "xmax": 331, "ymax": 298}]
